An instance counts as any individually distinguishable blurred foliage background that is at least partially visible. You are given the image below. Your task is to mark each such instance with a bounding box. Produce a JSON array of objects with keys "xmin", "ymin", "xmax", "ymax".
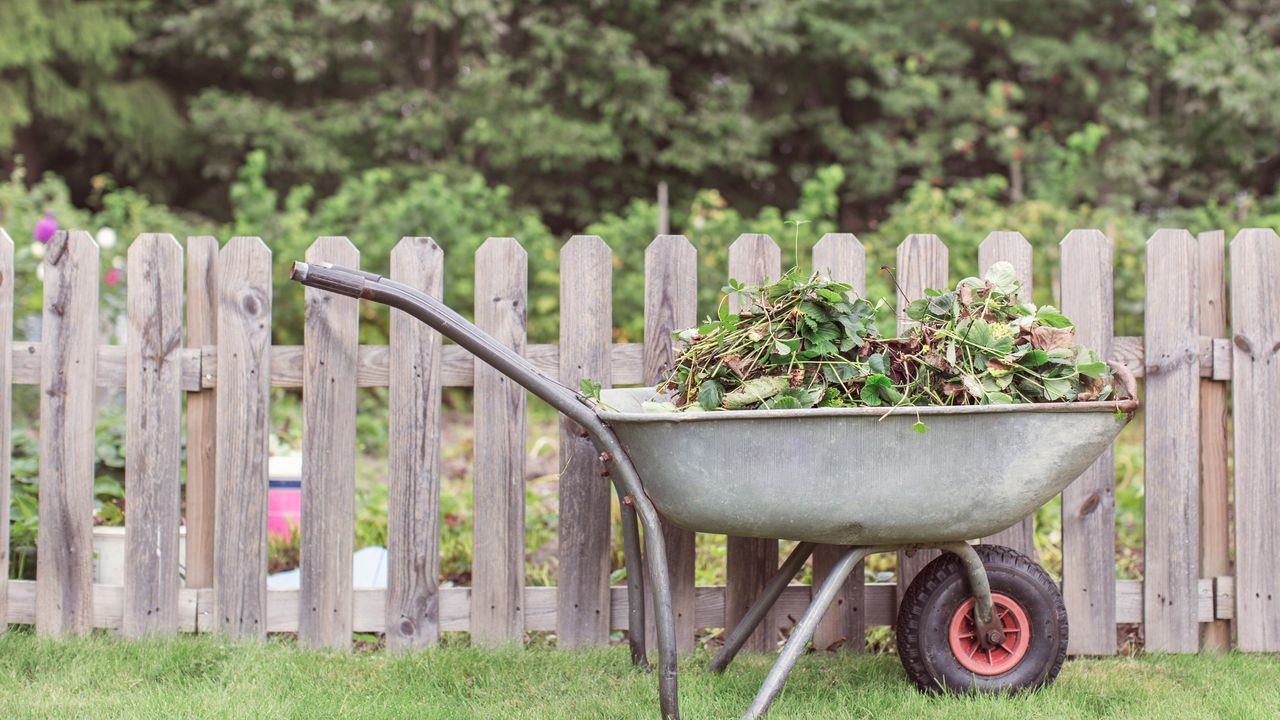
[{"xmin": 4, "ymin": 1, "xmax": 1280, "ymax": 583}]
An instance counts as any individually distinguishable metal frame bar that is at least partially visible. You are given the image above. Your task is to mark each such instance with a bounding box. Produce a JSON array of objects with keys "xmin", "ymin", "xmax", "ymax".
[{"xmin": 291, "ymin": 262, "xmax": 679, "ymax": 717}]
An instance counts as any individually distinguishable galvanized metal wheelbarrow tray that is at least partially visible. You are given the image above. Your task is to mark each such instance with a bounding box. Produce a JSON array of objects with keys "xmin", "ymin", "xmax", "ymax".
[{"xmin": 290, "ymin": 261, "xmax": 1138, "ymax": 720}]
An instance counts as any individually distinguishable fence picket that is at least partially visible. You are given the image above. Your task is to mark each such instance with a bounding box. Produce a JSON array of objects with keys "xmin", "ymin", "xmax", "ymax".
[
  {"xmin": 1144, "ymin": 229, "xmax": 1200, "ymax": 652},
  {"xmin": 472, "ymin": 237, "xmax": 527, "ymax": 646},
  {"xmin": 642, "ymin": 234, "xmax": 698, "ymax": 655},
  {"xmin": 1197, "ymin": 231, "xmax": 1230, "ymax": 651},
  {"xmin": 1059, "ymin": 229, "xmax": 1117, "ymax": 655},
  {"xmin": 810, "ymin": 233, "xmax": 867, "ymax": 653},
  {"xmin": 386, "ymin": 237, "xmax": 444, "ymax": 650},
  {"xmin": 894, "ymin": 234, "xmax": 947, "ymax": 600},
  {"xmin": 213, "ymin": 236, "xmax": 272, "ymax": 640},
  {"xmin": 1230, "ymin": 228, "xmax": 1280, "ymax": 651},
  {"xmin": 184, "ymin": 236, "xmax": 219, "ymax": 589},
  {"xmin": 123, "ymin": 234, "xmax": 184, "ymax": 636},
  {"xmin": 300, "ymin": 237, "xmax": 360, "ymax": 649},
  {"xmin": 978, "ymin": 231, "xmax": 1037, "ymax": 558},
  {"xmin": 726, "ymin": 233, "xmax": 781, "ymax": 652},
  {"xmin": 0, "ymin": 230, "xmax": 12, "ymax": 629},
  {"xmin": 35, "ymin": 231, "xmax": 99, "ymax": 636},
  {"xmin": 557, "ymin": 235, "xmax": 614, "ymax": 648}
]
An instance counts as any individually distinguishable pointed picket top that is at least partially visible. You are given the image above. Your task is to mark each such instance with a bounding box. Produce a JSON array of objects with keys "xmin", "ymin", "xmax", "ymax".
[
  {"xmin": 306, "ymin": 235, "xmax": 358, "ymax": 262},
  {"xmin": 646, "ymin": 234, "xmax": 695, "ymax": 260},
  {"xmin": 477, "ymin": 236, "xmax": 526, "ymax": 264},
  {"xmin": 728, "ymin": 233, "xmax": 781, "ymax": 285},
  {"xmin": 128, "ymin": 232, "xmax": 182, "ymax": 258},
  {"xmin": 391, "ymin": 236, "xmax": 443, "ymax": 267},
  {"xmin": 978, "ymin": 231, "xmax": 1032, "ymax": 299},
  {"xmin": 222, "ymin": 235, "xmax": 272, "ymax": 259},
  {"xmin": 563, "ymin": 233, "xmax": 611, "ymax": 269},
  {"xmin": 1231, "ymin": 226, "xmax": 1280, "ymax": 254},
  {"xmin": 0, "ymin": 227, "xmax": 12, "ymax": 253},
  {"xmin": 46, "ymin": 229, "xmax": 99, "ymax": 270},
  {"xmin": 811, "ymin": 233, "xmax": 865, "ymax": 294},
  {"xmin": 894, "ymin": 233, "xmax": 947, "ymax": 332}
]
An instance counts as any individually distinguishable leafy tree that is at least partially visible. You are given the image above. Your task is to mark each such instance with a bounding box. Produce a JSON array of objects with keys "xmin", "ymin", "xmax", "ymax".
[{"xmin": 0, "ymin": 1, "xmax": 184, "ymax": 197}]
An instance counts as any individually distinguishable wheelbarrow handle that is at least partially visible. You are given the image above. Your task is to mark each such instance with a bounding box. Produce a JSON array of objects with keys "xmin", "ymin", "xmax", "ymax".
[
  {"xmin": 291, "ymin": 260, "xmax": 682, "ymax": 719},
  {"xmin": 291, "ymin": 261, "xmax": 593, "ymax": 424}
]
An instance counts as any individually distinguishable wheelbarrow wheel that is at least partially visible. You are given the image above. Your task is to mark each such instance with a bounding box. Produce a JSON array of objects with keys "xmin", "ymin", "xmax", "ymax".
[{"xmin": 896, "ymin": 544, "xmax": 1067, "ymax": 694}]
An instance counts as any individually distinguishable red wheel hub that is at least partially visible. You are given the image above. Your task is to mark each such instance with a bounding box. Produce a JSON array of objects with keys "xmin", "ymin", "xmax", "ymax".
[{"xmin": 947, "ymin": 593, "xmax": 1030, "ymax": 675}]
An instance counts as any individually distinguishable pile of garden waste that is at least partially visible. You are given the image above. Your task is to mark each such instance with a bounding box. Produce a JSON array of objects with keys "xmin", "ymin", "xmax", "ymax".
[{"xmin": 652, "ymin": 262, "xmax": 1128, "ymax": 413}]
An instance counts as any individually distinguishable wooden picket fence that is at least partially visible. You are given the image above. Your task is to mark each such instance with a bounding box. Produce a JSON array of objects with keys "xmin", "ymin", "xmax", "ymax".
[{"xmin": 1, "ymin": 227, "xmax": 1278, "ymax": 655}]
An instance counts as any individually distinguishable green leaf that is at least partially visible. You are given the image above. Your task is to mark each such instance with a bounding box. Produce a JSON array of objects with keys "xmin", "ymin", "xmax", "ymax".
[
  {"xmin": 1020, "ymin": 349, "xmax": 1049, "ymax": 367},
  {"xmin": 868, "ymin": 352, "xmax": 887, "ymax": 375},
  {"xmin": 985, "ymin": 261, "xmax": 1020, "ymax": 295},
  {"xmin": 1042, "ymin": 376, "xmax": 1075, "ymax": 401},
  {"xmin": 905, "ymin": 298, "xmax": 929, "ymax": 321},
  {"xmin": 1076, "ymin": 361, "xmax": 1108, "ymax": 378},
  {"xmin": 578, "ymin": 378, "xmax": 603, "ymax": 402},
  {"xmin": 762, "ymin": 395, "xmax": 802, "ymax": 410},
  {"xmin": 911, "ymin": 421, "xmax": 928, "ymax": 434},
  {"xmin": 1036, "ymin": 306, "xmax": 1073, "ymax": 328},
  {"xmin": 697, "ymin": 379, "xmax": 724, "ymax": 409},
  {"xmin": 984, "ymin": 391, "xmax": 1013, "ymax": 405}
]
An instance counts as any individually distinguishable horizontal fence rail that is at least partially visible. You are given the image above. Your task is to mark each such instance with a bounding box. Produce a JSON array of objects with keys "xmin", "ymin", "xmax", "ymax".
[{"xmin": 1, "ymin": 227, "xmax": 1276, "ymax": 657}]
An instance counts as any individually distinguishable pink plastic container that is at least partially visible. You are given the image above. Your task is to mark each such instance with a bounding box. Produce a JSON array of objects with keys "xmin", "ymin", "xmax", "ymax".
[{"xmin": 268, "ymin": 479, "xmax": 302, "ymax": 541}]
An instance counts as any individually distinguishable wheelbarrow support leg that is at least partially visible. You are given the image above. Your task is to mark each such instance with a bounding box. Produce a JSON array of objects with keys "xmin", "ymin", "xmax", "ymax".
[
  {"xmin": 742, "ymin": 545, "xmax": 871, "ymax": 720},
  {"xmin": 709, "ymin": 541, "xmax": 817, "ymax": 673},
  {"xmin": 937, "ymin": 541, "xmax": 1000, "ymax": 642},
  {"xmin": 618, "ymin": 497, "xmax": 649, "ymax": 670}
]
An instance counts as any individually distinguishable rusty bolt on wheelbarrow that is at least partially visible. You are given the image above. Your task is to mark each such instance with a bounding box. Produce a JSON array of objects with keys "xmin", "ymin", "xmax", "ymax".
[{"xmin": 291, "ymin": 261, "xmax": 1138, "ymax": 720}]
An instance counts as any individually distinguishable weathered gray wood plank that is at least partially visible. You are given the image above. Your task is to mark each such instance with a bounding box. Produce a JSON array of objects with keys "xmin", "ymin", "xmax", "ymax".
[
  {"xmin": 557, "ymin": 235, "xmax": 614, "ymax": 648},
  {"xmin": 213, "ymin": 237, "xmax": 272, "ymax": 640},
  {"xmin": 35, "ymin": 230, "xmax": 99, "ymax": 636},
  {"xmin": 0, "ymin": 230, "xmax": 12, "ymax": 629},
  {"xmin": 471, "ymin": 237, "xmax": 527, "ymax": 646},
  {"xmin": 1143, "ymin": 228, "xmax": 1200, "ymax": 652},
  {"xmin": 642, "ymin": 234, "xmax": 698, "ymax": 655},
  {"xmin": 1230, "ymin": 228, "xmax": 1280, "ymax": 651},
  {"xmin": 1059, "ymin": 229, "xmax": 1117, "ymax": 655},
  {"xmin": 184, "ymin": 236, "xmax": 219, "ymax": 589},
  {"xmin": 811, "ymin": 233, "xmax": 867, "ymax": 653},
  {"xmin": 123, "ymin": 234, "xmax": 185, "ymax": 636},
  {"xmin": 386, "ymin": 237, "xmax": 444, "ymax": 650},
  {"xmin": 725, "ymin": 233, "xmax": 781, "ymax": 651},
  {"xmin": 894, "ymin": 234, "xmax": 947, "ymax": 600},
  {"xmin": 1196, "ymin": 230, "xmax": 1231, "ymax": 651},
  {"xmin": 978, "ymin": 231, "xmax": 1037, "ymax": 558},
  {"xmin": 299, "ymin": 237, "xmax": 359, "ymax": 649}
]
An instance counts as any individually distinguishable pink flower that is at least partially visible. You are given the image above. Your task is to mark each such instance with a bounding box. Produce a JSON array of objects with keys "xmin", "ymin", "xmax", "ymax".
[
  {"xmin": 104, "ymin": 268, "xmax": 121, "ymax": 286},
  {"xmin": 33, "ymin": 212, "xmax": 57, "ymax": 243}
]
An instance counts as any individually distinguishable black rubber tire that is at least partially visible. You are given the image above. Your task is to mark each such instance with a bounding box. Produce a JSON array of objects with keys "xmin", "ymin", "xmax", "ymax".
[{"xmin": 895, "ymin": 544, "xmax": 1068, "ymax": 694}]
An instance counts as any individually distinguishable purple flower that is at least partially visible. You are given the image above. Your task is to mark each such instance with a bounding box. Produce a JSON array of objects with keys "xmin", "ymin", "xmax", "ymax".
[{"xmin": 34, "ymin": 212, "xmax": 57, "ymax": 243}]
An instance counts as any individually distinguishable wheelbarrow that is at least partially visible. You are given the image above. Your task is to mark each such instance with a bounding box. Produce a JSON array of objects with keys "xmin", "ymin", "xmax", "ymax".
[{"xmin": 290, "ymin": 261, "xmax": 1138, "ymax": 720}]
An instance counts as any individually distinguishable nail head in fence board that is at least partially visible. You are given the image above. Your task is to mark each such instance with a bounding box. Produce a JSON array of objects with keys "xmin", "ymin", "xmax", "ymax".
[
  {"xmin": 300, "ymin": 237, "xmax": 359, "ymax": 649},
  {"xmin": 1143, "ymin": 229, "xmax": 1200, "ymax": 652},
  {"xmin": 1230, "ymin": 228, "xmax": 1280, "ymax": 651},
  {"xmin": 1196, "ymin": 230, "xmax": 1231, "ymax": 652},
  {"xmin": 1059, "ymin": 229, "xmax": 1116, "ymax": 655},
  {"xmin": 471, "ymin": 237, "xmax": 527, "ymax": 646},
  {"xmin": 642, "ymin": 235, "xmax": 698, "ymax": 655},
  {"xmin": 123, "ymin": 234, "xmax": 185, "ymax": 636},
  {"xmin": 386, "ymin": 237, "xmax": 444, "ymax": 650},
  {"xmin": 894, "ymin": 234, "xmax": 947, "ymax": 600},
  {"xmin": 0, "ymin": 230, "xmax": 12, "ymax": 628},
  {"xmin": 557, "ymin": 235, "xmax": 614, "ymax": 648},
  {"xmin": 184, "ymin": 236, "xmax": 219, "ymax": 588},
  {"xmin": 811, "ymin": 233, "xmax": 867, "ymax": 653},
  {"xmin": 726, "ymin": 233, "xmax": 781, "ymax": 651},
  {"xmin": 978, "ymin": 231, "xmax": 1037, "ymax": 558},
  {"xmin": 35, "ymin": 230, "xmax": 99, "ymax": 636},
  {"xmin": 213, "ymin": 237, "xmax": 272, "ymax": 641}
]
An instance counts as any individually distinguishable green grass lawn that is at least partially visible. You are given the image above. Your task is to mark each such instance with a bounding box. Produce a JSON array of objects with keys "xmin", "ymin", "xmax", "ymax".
[{"xmin": 1, "ymin": 631, "xmax": 1276, "ymax": 719}]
